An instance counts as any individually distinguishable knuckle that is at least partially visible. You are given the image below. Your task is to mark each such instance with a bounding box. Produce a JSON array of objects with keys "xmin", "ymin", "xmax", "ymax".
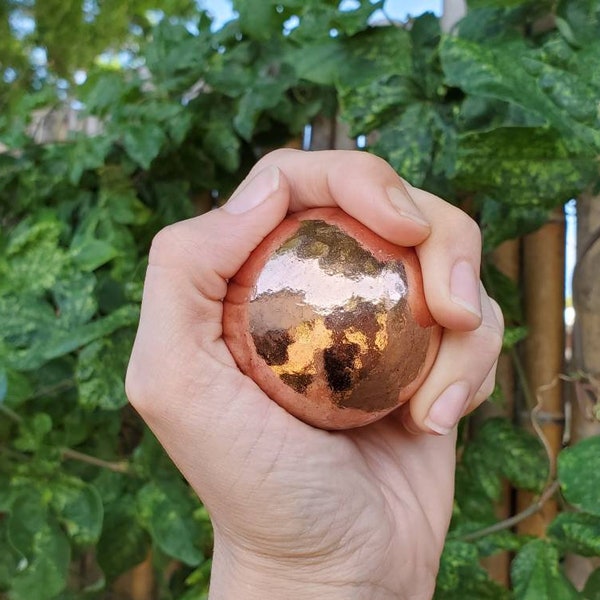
[
  {"xmin": 477, "ymin": 320, "xmax": 504, "ymax": 362},
  {"xmin": 124, "ymin": 357, "xmax": 149, "ymax": 414},
  {"xmin": 473, "ymin": 367, "xmax": 498, "ymax": 405},
  {"xmin": 125, "ymin": 356, "xmax": 176, "ymax": 422},
  {"xmin": 489, "ymin": 298, "xmax": 505, "ymax": 329},
  {"xmin": 479, "ymin": 375, "xmax": 497, "ymax": 400},
  {"xmin": 258, "ymin": 147, "xmax": 301, "ymax": 166},
  {"xmin": 445, "ymin": 207, "xmax": 482, "ymax": 249},
  {"xmin": 148, "ymin": 224, "xmax": 184, "ymax": 266},
  {"xmin": 344, "ymin": 150, "xmax": 391, "ymax": 173},
  {"xmin": 462, "ymin": 215, "xmax": 483, "ymax": 250}
]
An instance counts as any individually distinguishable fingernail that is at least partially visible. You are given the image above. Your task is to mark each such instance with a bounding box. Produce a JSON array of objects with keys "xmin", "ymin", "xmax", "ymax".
[
  {"xmin": 450, "ymin": 260, "xmax": 482, "ymax": 318},
  {"xmin": 386, "ymin": 186, "xmax": 430, "ymax": 228},
  {"xmin": 224, "ymin": 166, "xmax": 280, "ymax": 214},
  {"xmin": 424, "ymin": 381, "xmax": 470, "ymax": 435}
]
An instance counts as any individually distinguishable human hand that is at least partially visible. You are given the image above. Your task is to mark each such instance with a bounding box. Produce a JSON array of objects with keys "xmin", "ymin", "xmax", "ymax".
[{"xmin": 126, "ymin": 150, "xmax": 503, "ymax": 599}]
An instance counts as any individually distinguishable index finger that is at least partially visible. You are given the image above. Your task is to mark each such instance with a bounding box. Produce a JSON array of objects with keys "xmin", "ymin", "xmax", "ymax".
[
  {"xmin": 245, "ymin": 148, "xmax": 431, "ymax": 248},
  {"xmin": 248, "ymin": 149, "xmax": 483, "ymax": 331}
]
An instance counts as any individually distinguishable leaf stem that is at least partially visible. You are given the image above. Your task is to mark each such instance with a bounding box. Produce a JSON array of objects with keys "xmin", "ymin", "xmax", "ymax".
[
  {"xmin": 1, "ymin": 405, "xmax": 131, "ymax": 474},
  {"xmin": 456, "ymin": 479, "xmax": 561, "ymax": 542},
  {"xmin": 60, "ymin": 447, "xmax": 131, "ymax": 474},
  {"xmin": 26, "ymin": 379, "xmax": 76, "ymax": 401},
  {"xmin": 0, "ymin": 403, "xmax": 22, "ymax": 423},
  {"xmin": 511, "ymin": 347, "xmax": 536, "ymax": 411}
]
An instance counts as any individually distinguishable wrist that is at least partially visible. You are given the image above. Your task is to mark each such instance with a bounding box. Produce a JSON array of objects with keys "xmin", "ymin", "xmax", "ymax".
[{"xmin": 208, "ymin": 530, "xmax": 436, "ymax": 600}]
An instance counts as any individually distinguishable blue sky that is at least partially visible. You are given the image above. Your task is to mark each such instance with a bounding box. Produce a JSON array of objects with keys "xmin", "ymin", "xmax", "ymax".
[{"xmin": 201, "ymin": 0, "xmax": 442, "ymax": 29}]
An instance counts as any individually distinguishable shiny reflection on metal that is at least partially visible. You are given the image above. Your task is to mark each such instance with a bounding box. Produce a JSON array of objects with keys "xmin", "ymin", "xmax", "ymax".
[{"xmin": 247, "ymin": 220, "xmax": 432, "ymax": 413}]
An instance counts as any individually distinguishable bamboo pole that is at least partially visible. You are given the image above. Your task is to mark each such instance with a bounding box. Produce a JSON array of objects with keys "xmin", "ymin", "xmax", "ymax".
[
  {"xmin": 112, "ymin": 553, "xmax": 155, "ymax": 600},
  {"xmin": 564, "ymin": 193, "xmax": 600, "ymax": 588},
  {"xmin": 310, "ymin": 115, "xmax": 357, "ymax": 151},
  {"xmin": 491, "ymin": 238, "xmax": 520, "ymax": 420},
  {"xmin": 476, "ymin": 239, "xmax": 520, "ymax": 585},
  {"xmin": 517, "ymin": 209, "xmax": 566, "ymax": 536},
  {"xmin": 310, "ymin": 114, "xmax": 337, "ymax": 151}
]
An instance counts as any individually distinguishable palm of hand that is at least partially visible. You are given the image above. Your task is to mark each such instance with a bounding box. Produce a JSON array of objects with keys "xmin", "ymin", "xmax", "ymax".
[{"xmin": 181, "ymin": 340, "xmax": 456, "ymax": 593}]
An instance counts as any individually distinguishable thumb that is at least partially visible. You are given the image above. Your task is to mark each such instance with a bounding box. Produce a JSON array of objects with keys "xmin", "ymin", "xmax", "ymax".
[
  {"xmin": 126, "ymin": 165, "xmax": 290, "ymax": 419},
  {"xmin": 148, "ymin": 165, "xmax": 291, "ymax": 299}
]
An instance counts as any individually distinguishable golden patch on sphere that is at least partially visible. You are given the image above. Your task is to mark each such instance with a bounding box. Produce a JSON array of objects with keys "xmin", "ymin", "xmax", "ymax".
[{"xmin": 223, "ymin": 208, "xmax": 441, "ymax": 430}]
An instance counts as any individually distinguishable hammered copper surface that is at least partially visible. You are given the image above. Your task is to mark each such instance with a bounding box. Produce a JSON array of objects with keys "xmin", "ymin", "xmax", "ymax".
[{"xmin": 247, "ymin": 219, "xmax": 432, "ymax": 413}]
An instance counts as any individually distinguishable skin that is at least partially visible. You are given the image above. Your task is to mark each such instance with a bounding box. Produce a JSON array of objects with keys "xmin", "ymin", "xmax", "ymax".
[{"xmin": 126, "ymin": 149, "xmax": 504, "ymax": 599}]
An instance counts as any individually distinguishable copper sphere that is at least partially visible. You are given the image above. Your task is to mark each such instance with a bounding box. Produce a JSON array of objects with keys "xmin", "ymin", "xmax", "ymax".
[{"xmin": 223, "ymin": 208, "xmax": 441, "ymax": 430}]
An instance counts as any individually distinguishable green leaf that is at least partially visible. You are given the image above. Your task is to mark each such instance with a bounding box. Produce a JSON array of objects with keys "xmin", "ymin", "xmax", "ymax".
[
  {"xmin": 143, "ymin": 21, "xmax": 211, "ymax": 93},
  {"xmin": 479, "ymin": 195, "xmax": 549, "ymax": 249},
  {"xmin": 441, "ymin": 29, "xmax": 600, "ymax": 151},
  {"xmin": 511, "ymin": 539, "xmax": 579, "ymax": 600},
  {"xmin": 131, "ymin": 428, "xmax": 182, "ymax": 480},
  {"xmin": 466, "ymin": 0, "xmax": 539, "ymax": 7},
  {"xmin": 181, "ymin": 560, "xmax": 212, "ymax": 599},
  {"xmin": 409, "ymin": 12, "xmax": 444, "ymax": 101},
  {"xmin": 583, "ymin": 568, "xmax": 600, "ymax": 600},
  {"xmin": 336, "ymin": 27, "xmax": 414, "ymax": 130},
  {"xmin": 233, "ymin": 0, "xmax": 285, "ymax": 41},
  {"xmin": 202, "ymin": 113, "xmax": 241, "ymax": 172},
  {"xmin": 233, "ymin": 62, "xmax": 297, "ymax": 140},
  {"xmin": 14, "ymin": 413, "xmax": 53, "ymax": 452},
  {"xmin": 285, "ymin": 38, "xmax": 351, "ymax": 85},
  {"xmin": 76, "ymin": 331, "xmax": 132, "ymax": 410},
  {"xmin": 10, "ymin": 304, "xmax": 139, "ymax": 371},
  {"xmin": 9, "ymin": 520, "xmax": 71, "ymax": 600},
  {"xmin": 554, "ymin": 16, "xmax": 580, "ymax": 49},
  {"xmin": 454, "ymin": 418, "xmax": 548, "ymax": 527},
  {"xmin": 1, "ymin": 368, "xmax": 34, "ymax": 408},
  {"xmin": 558, "ymin": 435, "xmax": 600, "ymax": 516},
  {"xmin": 502, "ymin": 326, "xmax": 528, "ymax": 350},
  {"xmin": 548, "ymin": 511, "xmax": 600, "ymax": 557},
  {"xmin": 97, "ymin": 495, "xmax": 150, "ymax": 581},
  {"xmin": 122, "ymin": 122, "xmax": 166, "ymax": 169},
  {"xmin": 70, "ymin": 238, "xmax": 118, "ymax": 271},
  {"xmin": 99, "ymin": 165, "xmax": 152, "ymax": 226},
  {"xmin": 434, "ymin": 540, "xmax": 510, "ymax": 599},
  {"xmin": 61, "ymin": 135, "xmax": 114, "ymax": 185},
  {"xmin": 80, "ymin": 71, "xmax": 129, "ymax": 116},
  {"xmin": 137, "ymin": 477, "xmax": 204, "ymax": 566},
  {"xmin": 0, "ymin": 367, "xmax": 7, "ymax": 403},
  {"xmin": 557, "ymin": 1, "xmax": 600, "ymax": 47},
  {"xmin": 371, "ymin": 103, "xmax": 436, "ymax": 187},
  {"xmin": 51, "ymin": 270, "xmax": 98, "ymax": 328},
  {"xmin": 334, "ymin": 0, "xmax": 383, "ymax": 36},
  {"xmin": 6, "ymin": 490, "xmax": 49, "ymax": 560},
  {"xmin": 0, "ymin": 520, "xmax": 19, "ymax": 591},
  {"xmin": 1, "ymin": 216, "xmax": 66, "ymax": 294},
  {"xmin": 50, "ymin": 479, "xmax": 104, "ymax": 547},
  {"xmin": 482, "ymin": 262, "xmax": 523, "ymax": 325},
  {"xmin": 455, "ymin": 128, "xmax": 596, "ymax": 206}
]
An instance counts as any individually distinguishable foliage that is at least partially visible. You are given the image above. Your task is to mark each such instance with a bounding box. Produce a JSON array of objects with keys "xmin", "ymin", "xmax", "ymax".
[{"xmin": 1, "ymin": 0, "xmax": 600, "ymax": 597}]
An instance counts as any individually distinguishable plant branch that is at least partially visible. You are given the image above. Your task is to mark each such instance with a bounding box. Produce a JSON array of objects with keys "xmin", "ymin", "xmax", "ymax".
[
  {"xmin": 60, "ymin": 447, "xmax": 131, "ymax": 474},
  {"xmin": 457, "ymin": 479, "xmax": 561, "ymax": 542},
  {"xmin": 0, "ymin": 403, "xmax": 22, "ymax": 423},
  {"xmin": 0, "ymin": 445, "xmax": 30, "ymax": 461},
  {"xmin": 2, "ymin": 405, "xmax": 131, "ymax": 474},
  {"xmin": 511, "ymin": 347, "xmax": 536, "ymax": 411},
  {"xmin": 26, "ymin": 379, "xmax": 75, "ymax": 402}
]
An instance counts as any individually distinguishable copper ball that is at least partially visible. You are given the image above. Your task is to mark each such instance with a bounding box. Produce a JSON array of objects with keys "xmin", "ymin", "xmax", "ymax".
[{"xmin": 223, "ymin": 208, "xmax": 441, "ymax": 430}]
